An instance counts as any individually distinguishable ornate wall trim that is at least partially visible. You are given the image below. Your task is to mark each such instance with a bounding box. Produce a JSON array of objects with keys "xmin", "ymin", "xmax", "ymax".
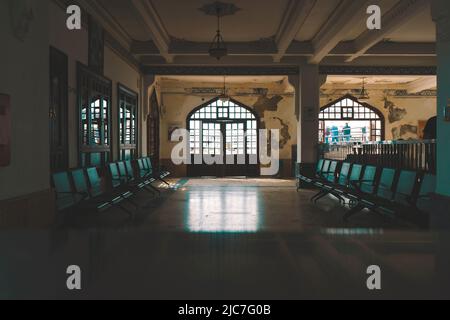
[
  {"xmin": 142, "ymin": 65, "xmax": 437, "ymax": 76},
  {"xmin": 142, "ymin": 66, "xmax": 301, "ymax": 76},
  {"xmin": 319, "ymin": 66, "xmax": 437, "ymax": 76}
]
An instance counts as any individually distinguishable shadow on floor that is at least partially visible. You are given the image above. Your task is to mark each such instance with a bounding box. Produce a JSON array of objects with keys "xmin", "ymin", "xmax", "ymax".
[{"xmin": 1, "ymin": 178, "xmax": 448, "ymax": 299}]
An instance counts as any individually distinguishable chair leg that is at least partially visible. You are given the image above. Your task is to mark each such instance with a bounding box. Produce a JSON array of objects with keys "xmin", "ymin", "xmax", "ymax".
[
  {"xmin": 333, "ymin": 194, "xmax": 346, "ymax": 205},
  {"xmin": 117, "ymin": 203, "xmax": 135, "ymax": 218},
  {"xmin": 143, "ymin": 185, "xmax": 158, "ymax": 196},
  {"xmin": 124, "ymin": 197, "xmax": 139, "ymax": 209},
  {"xmin": 314, "ymin": 190, "xmax": 331, "ymax": 203},
  {"xmin": 148, "ymin": 184, "xmax": 162, "ymax": 196},
  {"xmin": 137, "ymin": 183, "xmax": 154, "ymax": 195},
  {"xmin": 310, "ymin": 190, "xmax": 325, "ymax": 202},
  {"xmin": 343, "ymin": 204, "xmax": 365, "ymax": 222},
  {"xmin": 158, "ymin": 177, "xmax": 170, "ymax": 186}
]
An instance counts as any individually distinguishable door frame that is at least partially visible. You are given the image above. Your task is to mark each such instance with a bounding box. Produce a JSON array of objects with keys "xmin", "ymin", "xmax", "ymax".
[
  {"xmin": 186, "ymin": 97, "xmax": 261, "ymax": 177},
  {"xmin": 49, "ymin": 46, "xmax": 69, "ymax": 172}
]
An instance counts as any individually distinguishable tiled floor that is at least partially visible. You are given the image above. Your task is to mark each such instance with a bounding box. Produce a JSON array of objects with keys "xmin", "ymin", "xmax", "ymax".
[{"xmin": 1, "ymin": 178, "xmax": 449, "ymax": 299}]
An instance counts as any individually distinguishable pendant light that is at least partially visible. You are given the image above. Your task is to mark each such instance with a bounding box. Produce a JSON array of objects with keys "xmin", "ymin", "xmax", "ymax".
[
  {"xmin": 358, "ymin": 77, "xmax": 370, "ymax": 100},
  {"xmin": 218, "ymin": 76, "xmax": 230, "ymax": 102},
  {"xmin": 209, "ymin": 7, "xmax": 228, "ymax": 60}
]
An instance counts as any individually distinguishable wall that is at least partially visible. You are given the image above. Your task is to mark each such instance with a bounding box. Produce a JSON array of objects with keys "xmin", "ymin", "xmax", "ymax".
[
  {"xmin": 0, "ymin": 0, "xmax": 56, "ymax": 226},
  {"xmin": 0, "ymin": 1, "xmax": 144, "ymax": 225},
  {"xmin": 320, "ymin": 89, "xmax": 437, "ymax": 140},
  {"xmin": 49, "ymin": 0, "xmax": 88, "ymax": 168},
  {"xmin": 0, "ymin": 0, "xmax": 50, "ymax": 201},
  {"xmin": 158, "ymin": 79, "xmax": 297, "ymax": 177},
  {"xmin": 49, "ymin": 1, "xmax": 143, "ymax": 165}
]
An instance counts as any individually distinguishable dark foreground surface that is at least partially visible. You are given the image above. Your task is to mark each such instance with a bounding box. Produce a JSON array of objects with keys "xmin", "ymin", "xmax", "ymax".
[{"xmin": 1, "ymin": 179, "xmax": 449, "ymax": 300}]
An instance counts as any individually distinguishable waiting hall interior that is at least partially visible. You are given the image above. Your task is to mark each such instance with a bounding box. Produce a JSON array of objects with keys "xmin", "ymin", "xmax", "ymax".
[{"xmin": 1, "ymin": 0, "xmax": 450, "ymax": 299}]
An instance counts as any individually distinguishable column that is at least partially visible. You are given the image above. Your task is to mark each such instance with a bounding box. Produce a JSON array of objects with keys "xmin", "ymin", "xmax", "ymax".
[
  {"xmin": 432, "ymin": 0, "xmax": 450, "ymax": 197},
  {"xmin": 429, "ymin": 0, "xmax": 450, "ymax": 232},
  {"xmin": 289, "ymin": 65, "xmax": 323, "ymax": 185}
]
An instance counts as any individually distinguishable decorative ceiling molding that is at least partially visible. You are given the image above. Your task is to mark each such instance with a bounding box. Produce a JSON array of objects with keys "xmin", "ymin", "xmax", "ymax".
[
  {"xmin": 274, "ymin": 0, "xmax": 317, "ymax": 62},
  {"xmin": 76, "ymin": 0, "xmax": 132, "ymax": 50},
  {"xmin": 130, "ymin": 0, "xmax": 173, "ymax": 63},
  {"xmin": 286, "ymin": 41, "xmax": 436, "ymax": 56},
  {"xmin": 346, "ymin": 0, "xmax": 430, "ymax": 62},
  {"xmin": 143, "ymin": 65, "xmax": 436, "ymax": 76},
  {"xmin": 364, "ymin": 42, "xmax": 436, "ymax": 56},
  {"xmin": 132, "ymin": 39, "xmax": 436, "ymax": 57},
  {"xmin": 309, "ymin": 0, "xmax": 373, "ymax": 64},
  {"xmin": 168, "ymin": 37, "xmax": 277, "ymax": 55},
  {"xmin": 131, "ymin": 40, "xmax": 161, "ymax": 55},
  {"xmin": 198, "ymin": 1, "xmax": 241, "ymax": 17},
  {"xmin": 73, "ymin": 0, "xmax": 438, "ymax": 65}
]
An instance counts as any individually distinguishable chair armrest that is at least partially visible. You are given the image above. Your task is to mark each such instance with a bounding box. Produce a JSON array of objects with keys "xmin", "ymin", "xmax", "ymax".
[
  {"xmin": 357, "ymin": 179, "xmax": 375, "ymax": 184},
  {"xmin": 404, "ymin": 195, "xmax": 416, "ymax": 206},
  {"xmin": 351, "ymin": 179, "xmax": 374, "ymax": 187},
  {"xmin": 317, "ymin": 171, "xmax": 333, "ymax": 179},
  {"xmin": 351, "ymin": 180, "xmax": 374, "ymax": 193},
  {"xmin": 56, "ymin": 191, "xmax": 89, "ymax": 199}
]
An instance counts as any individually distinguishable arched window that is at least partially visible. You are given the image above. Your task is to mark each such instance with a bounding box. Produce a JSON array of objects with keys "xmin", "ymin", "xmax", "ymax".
[
  {"xmin": 188, "ymin": 98, "xmax": 258, "ymax": 156},
  {"xmin": 78, "ymin": 64, "xmax": 112, "ymax": 167},
  {"xmin": 118, "ymin": 85, "xmax": 138, "ymax": 161},
  {"xmin": 319, "ymin": 94, "xmax": 385, "ymax": 143},
  {"xmin": 186, "ymin": 98, "xmax": 260, "ymax": 177}
]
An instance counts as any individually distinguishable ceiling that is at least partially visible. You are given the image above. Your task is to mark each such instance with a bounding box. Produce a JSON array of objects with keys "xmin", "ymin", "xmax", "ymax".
[
  {"xmin": 76, "ymin": 0, "xmax": 437, "ymax": 66},
  {"xmin": 386, "ymin": 4, "xmax": 436, "ymax": 42},
  {"xmin": 152, "ymin": 0, "xmax": 290, "ymax": 42},
  {"xmin": 296, "ymin": 0, "xmax": 341, "ymax": 41},
  {"xmin": 96, "ymin": 0, "xmax": 151, "ymax": 41}
]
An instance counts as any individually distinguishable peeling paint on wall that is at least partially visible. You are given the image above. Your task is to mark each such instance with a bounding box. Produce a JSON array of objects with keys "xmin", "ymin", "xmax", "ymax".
[
  {"xmin": 383, "ymin": 96, "xmax": 407, "ymax": 124},
  {"xmin": 253, "ymin": 93, "xmax": 284, "ymax": 117},
  {"xmin": 392, "ymin": 124, "xmax": 418, "ymax": 140},
  {"xmin": 273, "ymin": 117, "xmax": 291, "ymax": 149},
  {"xmin": 320, "ymin": 89, "xmax": 436, "ymax": 141},
  {"xmin": 158, "ymin": 79, "xmax": 297, "ymax": 163}
]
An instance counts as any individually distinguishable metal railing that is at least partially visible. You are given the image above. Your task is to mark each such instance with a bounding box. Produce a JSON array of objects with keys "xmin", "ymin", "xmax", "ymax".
[{"xmin": 319, "ymin": 140, "xmax": 436, "ymax": 173}]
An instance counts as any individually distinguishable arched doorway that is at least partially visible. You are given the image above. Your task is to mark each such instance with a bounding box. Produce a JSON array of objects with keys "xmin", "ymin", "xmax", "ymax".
[
  {"xmin": 187, "ymin": 98, "xmax": 260, "ymax": 177},
  {"xmin": 319, "ymin": 94, "xmax": 385, "ymax": 143}
]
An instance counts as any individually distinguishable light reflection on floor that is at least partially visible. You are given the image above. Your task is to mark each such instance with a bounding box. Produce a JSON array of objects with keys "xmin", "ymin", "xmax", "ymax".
[
  {"xmin": 186, "ymin": 188, "xmax": 260, "ymax": 233},
  {"xmin": 321, "ymin": 228, "xmax": 385, "ymax": 236},
  {"xmin": 1, "ymin": 178, "xmax": 449, "ymax": 299}
]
